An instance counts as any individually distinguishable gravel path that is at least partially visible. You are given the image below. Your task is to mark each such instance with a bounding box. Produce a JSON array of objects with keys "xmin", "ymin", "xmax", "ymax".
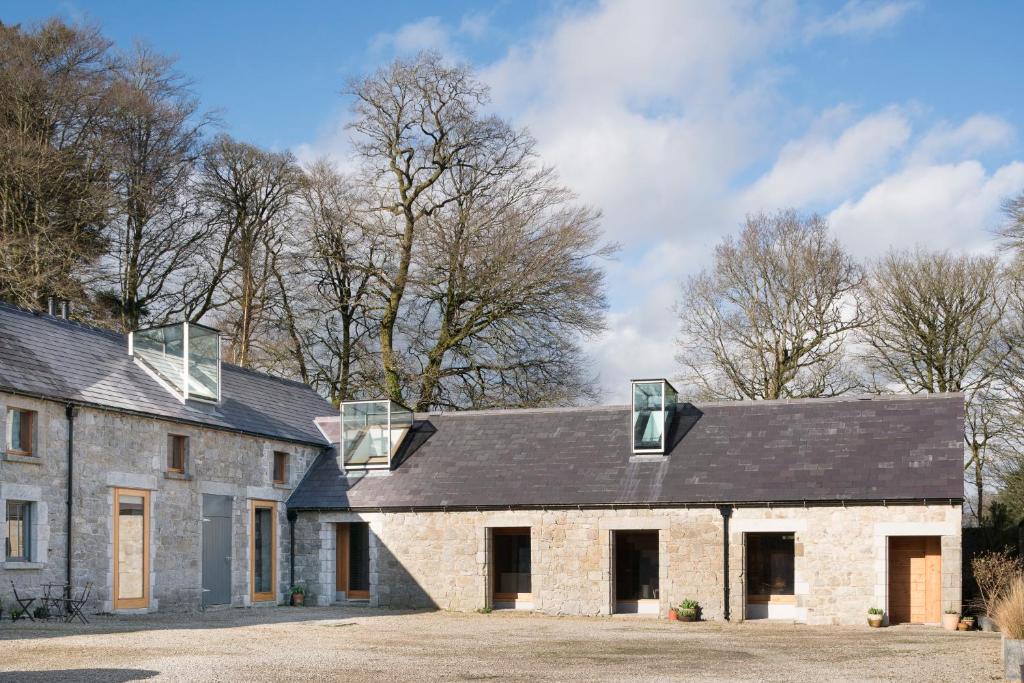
[{"xmin": 0, "ymin": 607, "xmax": 1003, "ymax": 682}]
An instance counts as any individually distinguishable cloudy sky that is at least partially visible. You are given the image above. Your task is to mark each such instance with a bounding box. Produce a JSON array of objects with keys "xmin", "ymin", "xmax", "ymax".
[{"xmin": 8, "ymin": 0, "xmax": 1024, "ymax": 401}]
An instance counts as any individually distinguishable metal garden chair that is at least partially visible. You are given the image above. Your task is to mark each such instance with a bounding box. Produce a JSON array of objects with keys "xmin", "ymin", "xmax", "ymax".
[{"xmin": 9, "ymin": 581, "xmax": 36, "ymax": 621}]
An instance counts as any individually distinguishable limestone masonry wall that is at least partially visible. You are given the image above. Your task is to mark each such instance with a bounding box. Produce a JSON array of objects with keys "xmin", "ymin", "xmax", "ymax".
[
  {"xmin": 1, "ymin": 392, "xmax": 321, "ymax": 613},
  {"xmin": 300, "ymin": 504, "xmax": 961, "ymax": 625}
]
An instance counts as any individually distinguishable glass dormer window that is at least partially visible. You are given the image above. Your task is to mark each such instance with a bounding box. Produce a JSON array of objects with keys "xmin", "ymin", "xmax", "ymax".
[
  {"xmin": 631, "ymin": 379, "xmax": 677, "ymax": 454},
  {"xmin": 131, "ymin": 322, "xmax": 221, "ymax": 402},
  {"xmin": 333, "ymin": 400, "xmax": 413, "ymax": 470}
]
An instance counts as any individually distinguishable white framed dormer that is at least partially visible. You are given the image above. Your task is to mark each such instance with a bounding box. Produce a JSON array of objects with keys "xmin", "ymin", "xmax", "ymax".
[{"xmin": 630, "ymin": 379, "xmax": 678, "ymax": 454}]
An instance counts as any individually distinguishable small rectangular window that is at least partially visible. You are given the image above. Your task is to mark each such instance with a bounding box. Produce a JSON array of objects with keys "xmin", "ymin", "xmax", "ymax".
[
  {"xmin": 273, "ymin": 451, "xmax": 289, "ymax": 484},
  {"xmin": 5, "ymin": 500, "xmax": 32, "ymax": 562},
  {"xmin": 168, "ymin": 434, "xmax": 188, "ymax": 473},
  {"xmin": 6, "ymin": 408, "xmax": 36, "ymax": 456}
]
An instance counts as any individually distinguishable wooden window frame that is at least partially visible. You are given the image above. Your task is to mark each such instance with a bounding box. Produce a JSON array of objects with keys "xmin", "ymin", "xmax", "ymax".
[
  {"xmin": 167, "ymin": 434, "xmax": 188, "ymax": 474},
  {"xmin": 272, "ymin": 451, "xmax": 289, "ymax": 485},
  {"xmin": 250, "ymin": 500, "xmax": 277, "ymax": 603},
  {"xmin": 113, "ymin": 488, "xmax": 150, "ymax": 610},
  {"xmin": 7, "ymin": 408, "xmax": 36, "ymax": 457},
  {"xmin": 336, "ymin": 522, "xmax": 370, "ymax": 600},
  {"xmin": 5, "ymin": 500, "xmax": 33, "ymax": 562}
]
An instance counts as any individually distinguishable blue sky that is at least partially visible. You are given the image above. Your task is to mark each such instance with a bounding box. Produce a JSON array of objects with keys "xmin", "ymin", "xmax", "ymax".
[{"xmin": 6, "ymin": 1, "xmax": 1024, "ymax": 400}]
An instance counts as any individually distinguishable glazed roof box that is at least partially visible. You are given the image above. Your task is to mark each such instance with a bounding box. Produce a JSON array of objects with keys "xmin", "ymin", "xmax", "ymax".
[
  {"xmin": 129, "ymin": 322, "xmax": 222, "ymax": 403},
  {"xmin": 315, "ymin": 399, "xmax": 414, "ymax": 471},
  {"xmin": 631, "ymin": 378, "xmax": 678, "ymax": 454}
]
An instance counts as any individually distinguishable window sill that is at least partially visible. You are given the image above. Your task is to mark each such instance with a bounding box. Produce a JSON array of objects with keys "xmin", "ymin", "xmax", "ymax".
[
  {"xmin": 3, "ymin": 561, "xmax": 43, "ymax": 570},
  {"xmin": 164, "ymin": 471, "xmax": 193, "ymax": 481},
  {"xmin": 3, "ymin": 452, "xmax": 40, "ymax": 464},
  {"xmin": 272, "ymin": 482, "xmax": 291, "ymax": 490}
]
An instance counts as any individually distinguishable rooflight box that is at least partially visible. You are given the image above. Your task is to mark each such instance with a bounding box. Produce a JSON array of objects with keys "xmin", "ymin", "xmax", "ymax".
[
  {"xmin": 339, "ymin": 400, "xmax": 413, "ymax": 470},
  {"xmin": 131, "ymin": 322, "xmax": 221, "ymax": 402},
  {"xmin": 631, "ymin": 379, "xmax": 677, "ymax": 454}
]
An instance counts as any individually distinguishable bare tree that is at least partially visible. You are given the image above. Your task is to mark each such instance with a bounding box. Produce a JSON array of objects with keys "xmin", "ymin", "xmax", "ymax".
[
  {"xmin": 94, "ymin": 45, "xmax": 213, "ymax": 330},
  {"xmin": 861, "ymin": 249, "xmax": 1010, "ymax": 522},
  {"xmin": 676, "ymin": 210, "xmax": 862, "ymax": 400},
  {"xmin": 191, "ymin": 135, "xmax": 301, "ymax": 367},
  {"xmin": 348, "ymin": 51, "xmax": 512, "ymax": 403},
  {"xmin": 0, "ymin": 20, "xmax": 116, "ymax": 309}
]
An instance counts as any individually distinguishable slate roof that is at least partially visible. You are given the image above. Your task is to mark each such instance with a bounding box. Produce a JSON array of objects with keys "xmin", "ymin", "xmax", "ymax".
[
  {"xmin": 288, "ymin": 394, "xmax": 965, "ymax": 509},
  {"xmin": 0, "ymin": 302, "xmax": 333, "ymax": 445}
]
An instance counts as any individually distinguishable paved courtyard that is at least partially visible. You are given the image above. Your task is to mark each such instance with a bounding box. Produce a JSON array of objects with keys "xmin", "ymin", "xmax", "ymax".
[{"xmin": 0, "ymin": 607, "xmax": 1003, "ymax": 682}]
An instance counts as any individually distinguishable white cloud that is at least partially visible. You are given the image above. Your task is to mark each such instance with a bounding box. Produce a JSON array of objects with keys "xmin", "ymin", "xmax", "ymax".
[
  {"xmin": 829, "ymin": 161, "xmax": 1024, "ymax": 258},
  {"xmin": 910, "ymin": 114, "xmax": 1016, "ymax": 166},
  {"xmin": 740, "ymin": 107, "xmax": 911, "ymax": 210},
  {"xmin": 805, "ymin": 0, "xmax": 920, "ymax": 40},
  {"xmin": 370, "ymin": 17, "xmax": 451, "ymax": 55}
]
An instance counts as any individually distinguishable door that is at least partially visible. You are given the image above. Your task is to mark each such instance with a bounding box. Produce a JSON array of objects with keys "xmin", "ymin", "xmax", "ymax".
[
  {"xmin": 202, "ymin": 494, "xmax": 233, "ymax": 607},
  {"xmin": 889, "ymin": 536, "xmax": 942, "ymax": 624},
  {"xmin": 613, "ymin": 530, "xmax": 660, "ymax": 614},
  {"xmin": 250, "ymin": 500, "xmax": 277, "ymax": 602},
  {"xmin": 113, "ymin": 488, "xmax": 150, "ymax": 610},
  {"xmin": 336, "ymin": 522, "xmax": 370, "ymax": 600}
]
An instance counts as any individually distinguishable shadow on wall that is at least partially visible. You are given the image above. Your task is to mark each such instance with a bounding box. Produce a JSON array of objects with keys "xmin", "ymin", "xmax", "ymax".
[
  {"xmin": 0, "ymin": 670, "xmax": 159, "ymax": 682},
  {"xmin": 370, "ymin": 537, "xmax": 439, "ymax": 611}
]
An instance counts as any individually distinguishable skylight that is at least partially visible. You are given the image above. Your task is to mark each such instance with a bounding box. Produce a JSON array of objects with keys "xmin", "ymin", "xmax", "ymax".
[
  {"xmin": 131, "ymin": 322, "xmax": 221, "ymax": 402},
  {"xmin": 631, "ymin": 379, "xmax": 677, "ymax": 454},
  {"xmin": 314, "ymin": 400, "xmax": 414, "ymax": 471}
]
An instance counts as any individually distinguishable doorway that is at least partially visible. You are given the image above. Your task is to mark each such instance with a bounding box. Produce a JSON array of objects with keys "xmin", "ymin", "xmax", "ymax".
[
  {"xmin": 113, "ymin": 488, "xmax": 150, "ymax": 610},
  {"xmin": 202, "ymin": 494, "xmax": 232, "ymax": 607},
  {"xmin": 613, "ymin": 530, "xmax": 660, "ymax": 614},
  {"xmin": 336, "ymin": 522, "xmax": 370, "ymax": 601},
  {"xmin": 491, "ymin": 528, "xmax": 532, "ymax": 609},
  {"xmin": 888, "ymin": 536, "xmax": 941, "ymax": 624},
  {"xmin": 745, "ymin": 532, "xmax": 796, "ymax": 620}
]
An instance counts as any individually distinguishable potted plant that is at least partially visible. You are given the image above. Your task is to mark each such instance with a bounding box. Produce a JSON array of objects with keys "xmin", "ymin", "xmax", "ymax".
[
  {"xmin": 667, "ymin": 606, "xmax": 679, "ymax": 621},
  {"xmin": 675, "ymin": 599, "xmax": 700, "ymax": 622},
  {"xmin": 289, "ymin": 585, "xmax": 306, "ymax": 606},
  {"xmin": 993, "ymin": 579, "xmax": 1024, "ymax": 681},
  {"xmin": 867, "ymin": 607, "xmax": 884, "ymax": 628},
  {"xmin": 961, "ymin": 615, "xmax": 975, "ymax": 630},
  {"xmin": 942, "ymin": 609, "xmax": 960, "ymax": 631}
]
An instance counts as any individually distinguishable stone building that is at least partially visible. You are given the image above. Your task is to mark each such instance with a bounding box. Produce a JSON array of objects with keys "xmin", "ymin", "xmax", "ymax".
[
  {"xmin": 289, "ymin": 385, "xmax": 964, "ymax": 626},
  {"xmin": 1, "ymin": 301, "xmax": 965, "ymax": 625},
  {"xmin": 0, "ymin": 302, "xmax": 331, "ymax": 612}
]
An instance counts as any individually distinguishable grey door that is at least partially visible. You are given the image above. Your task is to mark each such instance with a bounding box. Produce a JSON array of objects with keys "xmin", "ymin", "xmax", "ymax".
[{"xmin": 202, "ymin": 494, "xmax": 233, "ymax": 607}]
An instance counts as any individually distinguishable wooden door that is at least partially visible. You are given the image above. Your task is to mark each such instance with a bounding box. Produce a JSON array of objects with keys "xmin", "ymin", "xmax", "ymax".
[
  {"xmin": 336, "ymin": 523, "xmax": 370, "ymax": 600},
  {"xmin": 889, "ymin": 536, "xmax": 941, "ymax": 624}
]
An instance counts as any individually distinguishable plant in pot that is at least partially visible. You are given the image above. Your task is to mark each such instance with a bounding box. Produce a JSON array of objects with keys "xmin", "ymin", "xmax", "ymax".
[
  {"xmin": 994, "ymin": 578, "xmax": 1024, "ymax": 682},
  {"xmin": 867, "ymin": 607, "xmax": 884, "ymax": 628},
  {"xmin": 289, "ymin": 585, "xmax": 306, "ymax": 606},
  {"xmin": 941, "ymin": 609, "xmax": 960, "ymax": 631},
  {"xmin": 675, "ymin": 599, "xmax": 700, "ymax": 622},
  {"xmin": 961, "ymin": 615, "xmax": 975, "ymax": 631}
]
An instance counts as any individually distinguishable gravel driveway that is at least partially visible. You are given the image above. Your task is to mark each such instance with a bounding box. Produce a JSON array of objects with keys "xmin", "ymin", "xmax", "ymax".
[{"xmin": 0, "ymin": 607, "xmax": 1003, "ymax": 682}]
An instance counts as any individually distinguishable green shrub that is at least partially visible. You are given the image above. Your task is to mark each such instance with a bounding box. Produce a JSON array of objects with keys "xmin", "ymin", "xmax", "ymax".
[
  {"xmin": 867, "ymin": 607, "xmax": 884, "ymax": 615},
  {"xmin": 678, "ymin": 599, "xmax": 700, "ymax": 610},
  {"xmin": 11, "ymin": 608, "xmax": 23, "ymax": 622},
  {"xmin": 289, "ymin": 585, "xmax": 305, "ymax": 596}
]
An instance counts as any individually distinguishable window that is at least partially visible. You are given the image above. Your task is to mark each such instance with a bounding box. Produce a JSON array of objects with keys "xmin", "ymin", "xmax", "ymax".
[
  {"xmin": 6, "ymin": 408, "xmax": 36, "ymax": 456},
  {"xmin": 492, "ymin": 528, "xmax": 531, "ymax": 604},
  {"xmin": 250, "ymin": 501, "xmax": 277, "ymax": 602},
  {"xmin": 746, "ymin": 533, "xmax": 795, "ymax": 601},
  {"xmin": 167, "ymin": 434, "xmax": 188, "ymax": 473},
  {"xmin": 272, "ymin": 451, "xmax": 289, "ymax": 484},
  {"xmin": 614, "ymin": 530, "xmax": 660, "ymax": 607},
  {"xmin": 5, "ymin": 500, "xmax": 32, "ymax": 561}
]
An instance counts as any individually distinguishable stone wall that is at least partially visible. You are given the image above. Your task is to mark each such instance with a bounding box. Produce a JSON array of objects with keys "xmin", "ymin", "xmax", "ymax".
[
  {"xmin": 1, "ymin": 392, "xmax": 322, "ymax": 613},
  {"xmin": 297, "ymin": 503, "xmax": 962, "ymax": 625}
]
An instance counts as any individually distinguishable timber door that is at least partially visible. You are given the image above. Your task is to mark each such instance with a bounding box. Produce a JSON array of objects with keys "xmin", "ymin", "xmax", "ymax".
[
  {"xmin": 336, "ymin": 523, "xmax": 370, "ymax": 600},
  {"xmin": 888, "ymin": 536, "xmax": 941, "ymax": 624},
  {"xmin": 202, "ymin": 494, "xmax": 233, "ymax": 607}
]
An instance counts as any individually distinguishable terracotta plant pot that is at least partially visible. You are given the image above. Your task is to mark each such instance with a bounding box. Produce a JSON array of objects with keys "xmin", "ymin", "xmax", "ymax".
[
  {"xmin": 957, "ymin": 622, "xmax": 969, "ymax": 631},
  {"xmin": 668, "ymin": 609, "xmax": 678, "ymax": 621},
  {"xmin": 941, "ymin": 613, "xmax": 960, "ymax": 631},
  {"xmin": 291, "ymin": 593, "xmax": 305, "ymax": 606},
  {"xmin": 868, "ymin": 616, "xmax": 883, "ymax": 628}
]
